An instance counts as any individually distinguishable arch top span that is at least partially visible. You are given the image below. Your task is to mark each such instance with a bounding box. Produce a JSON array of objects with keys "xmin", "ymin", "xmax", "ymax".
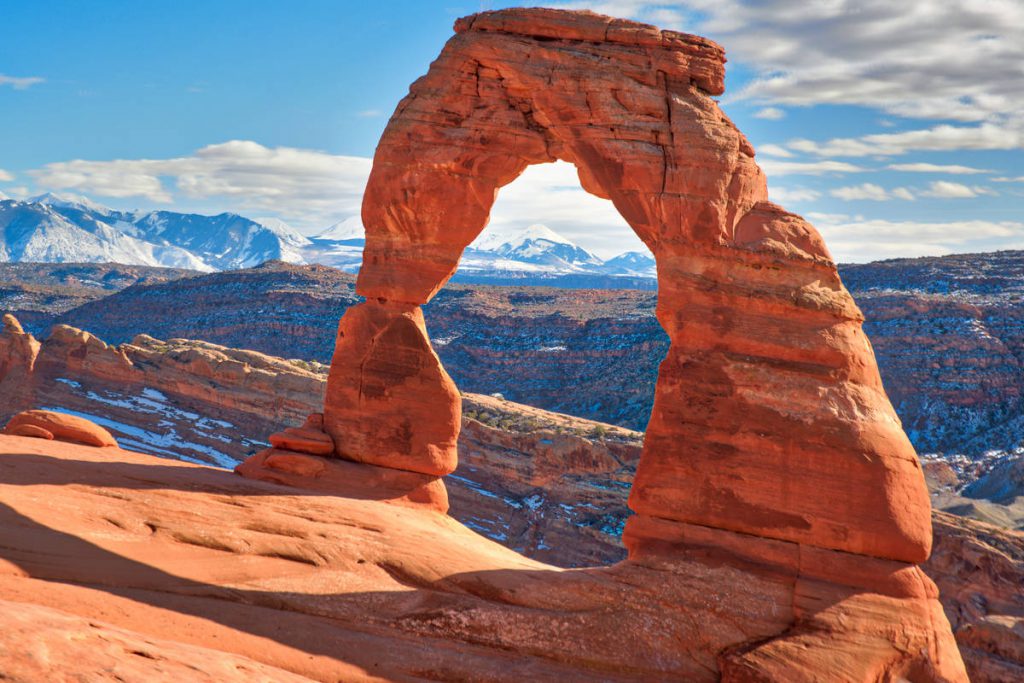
[
  {"xmin": 357, "ymin": 7, "xmax": 767, "ymax": 305},
  {"xmin": 325, "ymin": 8, "xmax": 934, "ymax": 568}
]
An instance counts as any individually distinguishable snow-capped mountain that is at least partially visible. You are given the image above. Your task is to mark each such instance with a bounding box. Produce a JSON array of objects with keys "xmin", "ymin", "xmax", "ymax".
[
  {"xmin": 467, "ymin": 224, "xmax": 604, "ymax": 271},
  {"xmin": 0, "ymin": 191, "xmax": 655, "ymax": 281},
  {"xmin": 602, "ymin": 251, "xmax": 656, "ymax": 278},
  {"xmin": 31, "ymin": 191, "xmax": 114, "ymax": 215},
  {"xmin": 254, "ymin": 217, "xmax": 313, "ymax": 248},
  {"xmin": 0, "ymin": 199, "xmax": 211, "ymax": 270},
  {"xmin": 0, "ymin": 194, "xmax": 307, "ymax": 271},
  {"xmin": 304, "ymin": 218, "xmax": 654, "ymax": 280},
  {"xmin": 313, "ymin": 216, "xmax": 364, "ymax": 243}
]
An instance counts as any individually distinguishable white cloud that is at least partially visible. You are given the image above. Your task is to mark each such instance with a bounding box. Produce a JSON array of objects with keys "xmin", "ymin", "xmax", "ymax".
[
  {"xmin": 29, "ymin": 141, "xmax": 373, "ymax": 229},
  {"xmin": 0, "ymin": 169, "xmax": 13, "ymax": 182},
  {"xmin": 812, "ymin": 216, "xmax": 1024, "ymax": 263},
  {"xmin": 0, "ymin": 74, "xmax": 44, "ymax": 90},
  {"xmin": 488, "ymin": 161, "xmax": 641, "ymax": 258},
  {"xmin": 830, "ymin": 183, "xmax": 913, "ymax": 202},
  {"xmin": 758, "ymin": 159, "xmax": 866, "ymax": 176},
  {"xmin": 790, "ymin": 123, "xmax": 1024, "ymax": 158},
  {"xmin": 756, "ymin": 143, "xmax": 793, "ymax": 158},
  {"xmin": 768, "ymin": 186, "xmax": 820, "ymax": 203},
  {"xmin": 920, "ymin": 181, "xmax": 988, "ymax": 198},
  {"xmin": 993, "ymin": 176, "xmax": 1024, "ymax": 182},
  {"xmin": 679, "ymin": 1, "xmax": 1024, "ymax": 125},
  {"xmin": 356, "ymin": 109, "xmax": 383, "ymax": 118},
  {"xmin": 753, "ymin": 107, "xmax": 785, "ymax": 120},
  {"xmin": 887, "ymin": 163, "xmax": 993, "ymax": 175}
]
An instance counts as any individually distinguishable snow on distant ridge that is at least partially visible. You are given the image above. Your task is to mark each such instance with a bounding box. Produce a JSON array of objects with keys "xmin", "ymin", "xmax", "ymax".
[
  {"xmin": 315, "ymin": 216, "xmax": 365, "ymax": 242},
  {"xmin": 471, "ymin": 223, "xmax": 573, "ymax": 252},
  {"xmin": 30, "ymin": 191, "xmax": 112, "ymax": 214},
  {"xmin": 0, "ymin": 193, "xmax": 306, "ymax": 271},
  {"xmin": 1, "ymin": 191, "xmax": 656, "ymax": 280},
  {"xmin": 253, "ymin": 216, "xmax": 312, "ymax": 247}
]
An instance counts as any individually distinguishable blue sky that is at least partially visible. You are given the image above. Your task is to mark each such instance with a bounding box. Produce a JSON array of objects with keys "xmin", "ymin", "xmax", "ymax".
[{"xmin": 2, "ymin": 0, "xmax": 1023, "ymax": 261}]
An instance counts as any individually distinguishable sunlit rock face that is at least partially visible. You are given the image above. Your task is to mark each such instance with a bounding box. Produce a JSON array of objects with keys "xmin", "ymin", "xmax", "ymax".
[
  {"xmin": 328, "ymin": 7, "xmax": 930, "ymax": 559},
  {"xmin": 311, "ymin": 7, "xmax": 965, "ymax": 680}
]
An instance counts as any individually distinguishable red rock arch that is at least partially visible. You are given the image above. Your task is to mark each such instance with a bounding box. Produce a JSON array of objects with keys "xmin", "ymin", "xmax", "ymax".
[{"xmin": 323, "ymin": 9, "xmax": 931, "ymax": 564}]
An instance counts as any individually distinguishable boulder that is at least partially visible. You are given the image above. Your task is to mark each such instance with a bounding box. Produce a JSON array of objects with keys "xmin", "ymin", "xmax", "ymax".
[{"xmin": 4, "ymin": 409, "xmax": 117, "ymax": 448}]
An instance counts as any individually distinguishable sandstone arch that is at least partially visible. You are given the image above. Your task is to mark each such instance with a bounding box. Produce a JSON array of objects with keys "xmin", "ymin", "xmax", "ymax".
[{"xmin": 323, "ymin": 8, "xmax": 932, "ymax": 565}]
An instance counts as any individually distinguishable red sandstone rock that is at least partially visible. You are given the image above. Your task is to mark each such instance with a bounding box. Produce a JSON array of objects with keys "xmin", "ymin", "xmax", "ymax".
[
  {"xmin": 0, "ymin": 599, "xmax": 314, "ymax": 683},
  {"xmin": 331, "ymin": 6, "xmax": 931, "ymax": 561},
  {"xmin": 4, "ymin": 409, "xmax": 117, "ymax": 448},
  {"xmin": 269, "ymin": 426, "xmax": 334, "ymax": 456},
  {"xmin": 235, "ymin": 447, "xmax": 449, "ymax": 513},
  {"xmin": 0, "ymin": 436, "xmax": 966, "ymax": 681},
  {"xmin": 324, "ymin": 300, "xmax": 460, "ymax": 476},
  {"xmin": 316, "ymin": 6, "xmax": 951, "ymax": 676},
  {"xmin": 5, "ymin": 423, "xmax": 54, "ymax": 440},
  {"xmin": 0, "ymin": 313, "xmax": 40, "ymax": 414}
]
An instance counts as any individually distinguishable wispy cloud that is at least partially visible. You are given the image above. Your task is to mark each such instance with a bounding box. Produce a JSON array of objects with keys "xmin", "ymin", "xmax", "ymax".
[
  {"xmin": 789, "ymin": 123, "xmax": 1023, "ymax": 158},
  {"xmin": 813, "ymin": 216, "xmax": 1024, "ymax": 263},
  {"xmin": 756, "ymin": 143, "xmax": 793, "ymax": 158},
  {"xmin": 767, "ymin": 186, "xmax": 820, "ymax": 203},
  {"xmin": 356, "ymin": 109, "xmax": 383, "ymax": 118},
  {"xmin": 920, "ymin": 181, "xmax": 997, "ymax": 199},
  {"xmin": 753, "ymin": 107, "xmax": 785, "ymax": 120},
  {"xmin": 887, "ymin": 163, "xmax": 994, "ymax": 175},
  {"xmin": 0, "ymin": 74, "xmax": 44, "ymax": 90},
  {"xmin": 830, "ymin": 183, "xmax": 914, "ymax": 202},
  {"xmin": 758, "ymin": 159, "xmax": 866, "ymax": 176},
  {"xmin": 0, "ymin": 169, "xmax": 13, "ymax": 182}
]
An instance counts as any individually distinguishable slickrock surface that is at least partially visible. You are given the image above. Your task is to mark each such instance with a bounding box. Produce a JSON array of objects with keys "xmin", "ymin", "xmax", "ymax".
[
  {"xmin": 0, "ymin": 599, "xmax": 316, "ymax": 683},
  {"xmin": 0, "ymin": 435, "xmax": 965, "ymax": 681}
]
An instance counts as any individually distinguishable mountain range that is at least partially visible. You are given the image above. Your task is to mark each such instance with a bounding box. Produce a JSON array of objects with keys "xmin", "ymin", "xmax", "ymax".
[{"xmin": 0, "ymin": 193, "xmax": 655, "ymax": 279}]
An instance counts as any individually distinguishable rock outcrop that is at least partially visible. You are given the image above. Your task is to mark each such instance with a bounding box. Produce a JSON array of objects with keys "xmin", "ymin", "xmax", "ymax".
[
  {"xmin": 330, "ymin": 6, "xmax": 932, "ymax": 565},
  {"xmin": 3, "ymin": 409, "xmax": 117, "ymax": 448}
]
